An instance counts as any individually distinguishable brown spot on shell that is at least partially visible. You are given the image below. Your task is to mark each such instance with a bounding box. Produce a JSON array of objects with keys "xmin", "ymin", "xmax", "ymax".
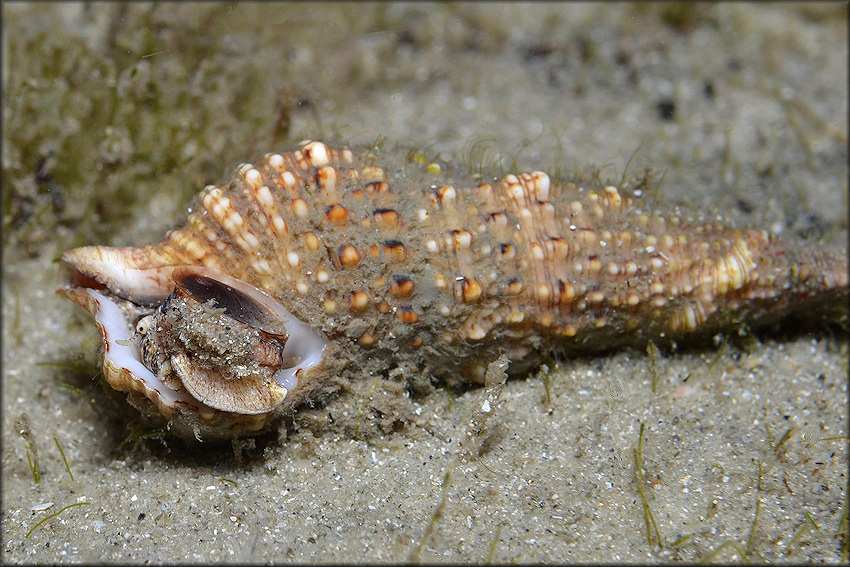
[
  {"xmin": 497, "ymin": 243, "xmax": 516, "ymax": 261},
  {"xmin": 464, "ymin": 318, "xmax": 488, "ymax": 340},
  {"xmin": 338, "ymin": 244, "xmax": 361, "ymax": 267},
  {"xmin": 292, "ymin": 198, "xmax": 310, "ymax": 218},
  {"xmin": 397, "ymin": 306, "xmax": 419, "ymax": 323},
  {"xmin": 451, "ymin": 229, "xmax": 473, "ymax": 249},
  {"xmin": 587, "ymin": 255, "xmax": 603, "ymax": 274},
  {"xmin": 365, "ymin": 181, "xmax": 390, "ymax": 194},
  {"xmin": 485, "ymin": 211, "xmax": 508, "ymax": 226},
  {"xmin": 507, "ymin": 277, "xmax": 523, "ymax": 295},
  {"xmin": 390, "ymin": 275, "xmax": 415, "ymax": 297},
  {"xmin": 373, "ymin": 208, "xmax": 400, "ymax": 229},
  {"xmin": 350, "ymin": 290, "xmax": 369, "ymax": 310},
  {"xmin": 557, "ymin": 280, "xmax": 576, "ymax": 304},
  {"xmin": 548, "ymin": 236, "xmax": 569, "ymax": 258},
  {"xmin": 434, "ymin": 185, "xmax": 457, "ymax": 206},
  {"xmin": 383, "ymin": 240, "xmax": 408, "ymax": 262},
  {"xmin": 317, "ymin": 165, "xmax": 338, "ymax": 195},
  {"xmin": 325, "ymin": 204, "xmax": 348, "ymax": 224},
  {"xmin": 455, "ymin": 276, "xmax": 483, "ymax": 303}
]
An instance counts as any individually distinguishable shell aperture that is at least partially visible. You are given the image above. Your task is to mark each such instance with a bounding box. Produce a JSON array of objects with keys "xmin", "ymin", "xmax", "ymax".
[
  {"xmin": 59, "ymin": 256, "xmax": 328, "ymax": 436},
  {"xmin": 139, "ymin": 267, "xmax": 291, "ymax": 414}
]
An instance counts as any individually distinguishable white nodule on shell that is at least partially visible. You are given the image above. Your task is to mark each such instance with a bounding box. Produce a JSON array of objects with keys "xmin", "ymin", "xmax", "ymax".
[
  {"xmin": 268, "ymin": 153, "xmax": 284, "ymax": 169},
  {"xmin": 257, "ymin": 186, "xmax": 275, "ymax": 208},
  {"xmin": 301, "ymin": 141, "xmax": 329, "ymax": 167},
  {"xmin": 244, "ymin": 168, "xmax": 262, "ymax": 188},
  {"xmin": 533, "ymin": 171, "xmax": 550, "ymax": 200}
]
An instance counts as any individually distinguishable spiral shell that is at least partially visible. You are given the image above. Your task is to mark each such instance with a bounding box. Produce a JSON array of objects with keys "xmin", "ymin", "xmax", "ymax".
[{"xmin": 57, "ymin": 140, "xmax": 848, "ymax": 440}]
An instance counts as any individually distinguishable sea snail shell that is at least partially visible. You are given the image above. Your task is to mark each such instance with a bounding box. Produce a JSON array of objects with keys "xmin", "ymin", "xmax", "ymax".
[{"xmin": 57, "ymin": 140, "xmax": 848, "ymax": 440}]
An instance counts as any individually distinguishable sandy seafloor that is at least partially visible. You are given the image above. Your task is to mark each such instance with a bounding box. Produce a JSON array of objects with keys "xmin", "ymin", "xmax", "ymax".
[{"xmin": 2, "ymin": 3, "xmax": 848, "ymax": 563}]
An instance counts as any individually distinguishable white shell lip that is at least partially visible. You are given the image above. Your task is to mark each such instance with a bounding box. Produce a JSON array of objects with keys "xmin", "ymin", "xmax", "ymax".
[
  {"xmin": 61, "ymin": 260, "xmax": 329, "ymax": 415},
  {"xmin": 90, "ymin": 288, "xmax": 200, "ymax": 408}
]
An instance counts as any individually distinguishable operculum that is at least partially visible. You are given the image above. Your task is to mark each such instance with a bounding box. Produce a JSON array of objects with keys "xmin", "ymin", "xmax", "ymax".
[{"xmin": 139, "ymin": 266, "xmax": 291, "ymax": 414}]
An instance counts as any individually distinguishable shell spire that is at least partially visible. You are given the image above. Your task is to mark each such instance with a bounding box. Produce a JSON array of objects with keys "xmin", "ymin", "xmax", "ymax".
[{"xmin": 57, "ymin": 140, "xmax": 848, "ymax": 439}]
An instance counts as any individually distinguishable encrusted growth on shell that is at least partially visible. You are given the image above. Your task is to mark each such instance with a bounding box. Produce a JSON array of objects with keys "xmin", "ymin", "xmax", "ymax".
[{"xmin": 57, "ymin": 140, "xmax": 848, "ymax": 440}]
